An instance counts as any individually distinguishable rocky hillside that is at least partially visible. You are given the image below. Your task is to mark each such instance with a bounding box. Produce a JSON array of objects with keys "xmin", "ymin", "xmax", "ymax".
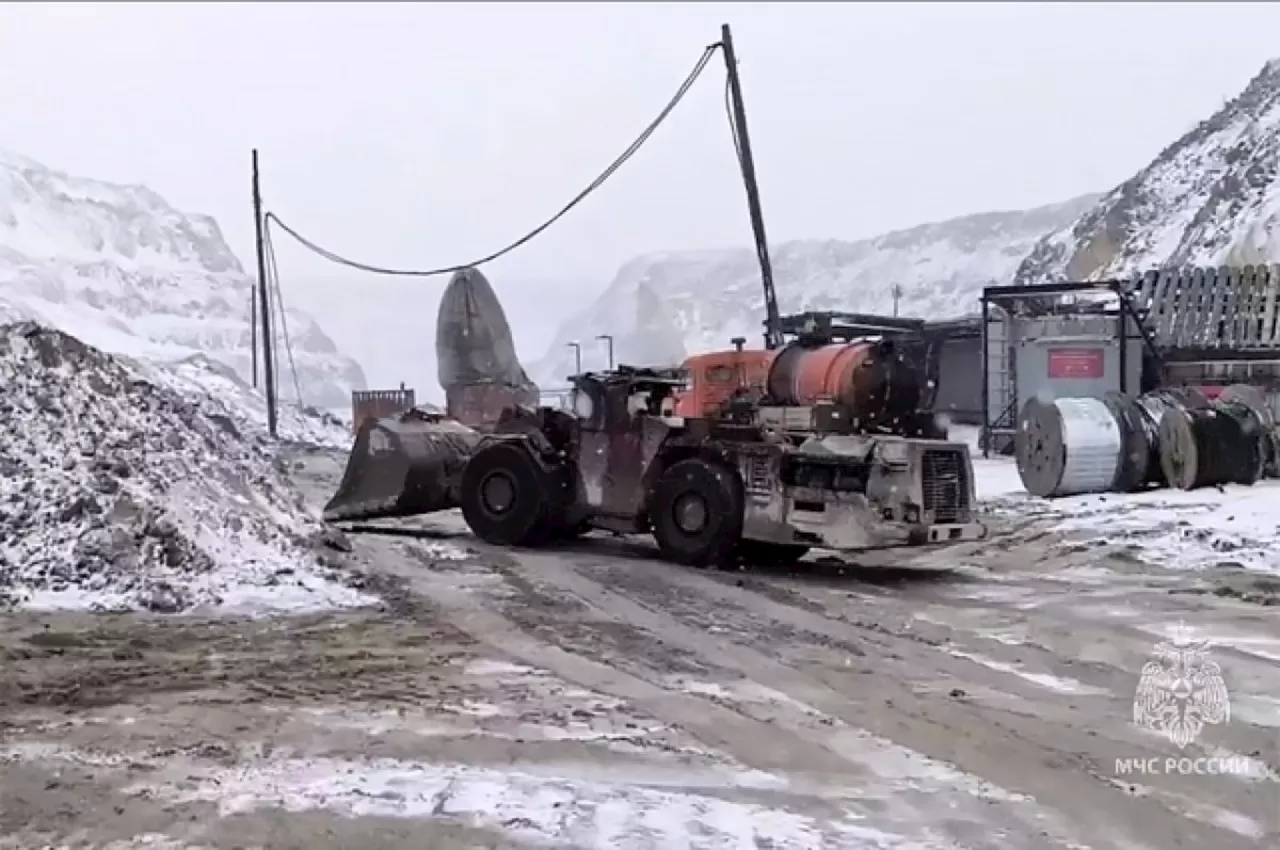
[
  {"xmin": 1016, "ymin": 59, "xmax": 1280, "ymax": 285},
  {"xmin": 0, "ymin": 148, "xmax": 365, "ymax": 408},
  {"xmin": 532, "ymin": 195, "xmax": 1098, "ymax": 386}
]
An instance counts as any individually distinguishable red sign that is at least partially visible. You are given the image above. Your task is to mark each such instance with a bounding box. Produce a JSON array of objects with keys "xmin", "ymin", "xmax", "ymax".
[{"xmin": 1047, "ymin": 348, "xmax": 1104, "ymax": 379}]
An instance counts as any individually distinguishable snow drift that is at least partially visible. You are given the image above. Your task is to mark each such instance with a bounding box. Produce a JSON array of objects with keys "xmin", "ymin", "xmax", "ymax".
[{"xmin": 0, "ymin": 322, "xmax": 372, "ymax": 615}]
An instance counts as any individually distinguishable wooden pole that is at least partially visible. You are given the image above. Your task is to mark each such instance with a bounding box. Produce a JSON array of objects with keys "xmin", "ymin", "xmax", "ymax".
[{"xmin": 252, "ymin": 149, "xmax": 277, "ymax": 437}]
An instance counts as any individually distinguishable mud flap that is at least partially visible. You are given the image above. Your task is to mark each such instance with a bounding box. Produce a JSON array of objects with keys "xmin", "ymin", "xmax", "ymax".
[{"xmin": 322, "ymin": 411, "xmax": 483, "ymax": 523}]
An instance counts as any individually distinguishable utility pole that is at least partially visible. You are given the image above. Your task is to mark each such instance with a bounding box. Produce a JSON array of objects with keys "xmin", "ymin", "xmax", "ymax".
[
  {"xmin": 567, "ymin": 341, "xmax": 582, "ymax": 376},
  {"xmin": 250, "ymin": 288, "xmax": 257, "ymax": 387},
  {"xmin": 251, "ymin": 149, "xmax": 277, "ymax": 438},
  {"xmin": 721, "ymin": 23, "xmax": 782, "ymax": 351},
  {"xmin": 892, "ymin": 283, "xmax": 904, "ymax": 317},
  {"xmin": 596, "ymin": 334, "xmax": 614, "ymax": 370}
]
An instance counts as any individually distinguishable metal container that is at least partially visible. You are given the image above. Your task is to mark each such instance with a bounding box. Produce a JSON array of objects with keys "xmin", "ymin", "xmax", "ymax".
[{"xmin": 766, "ymin": 339, "xmax": 922, "ymax": 428}]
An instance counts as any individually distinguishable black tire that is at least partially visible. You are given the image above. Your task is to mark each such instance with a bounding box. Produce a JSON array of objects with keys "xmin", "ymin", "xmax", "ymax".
[
  {"xmin": 650, "ymin": 458, "xmax": 744, "ymax": 567},
  {"xmin": 461, "ymin": 442, "xmax": 550, "ymax": 546},
  {"xmin": 736, "ymin": 540, "xmax": 810, "ymax": 567}
]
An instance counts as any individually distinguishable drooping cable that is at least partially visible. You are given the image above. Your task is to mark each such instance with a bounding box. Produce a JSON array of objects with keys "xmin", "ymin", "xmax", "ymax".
[
  {"xmin": 263, "ymin": 218, "xmax": 305, "ymax": 407},
  {"xmin": 265, "ymin": 43, "xmax": 721, "ymax": 277}
]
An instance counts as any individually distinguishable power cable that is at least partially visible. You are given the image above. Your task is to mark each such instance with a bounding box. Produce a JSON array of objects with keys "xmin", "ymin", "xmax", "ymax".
[
  {"xmin": 263, "ymin": 218, "xmax": 305, "ymax": 407},
  {"xmin": 265, "ymin": 42, "xmax": 721, "ymax": 277}
]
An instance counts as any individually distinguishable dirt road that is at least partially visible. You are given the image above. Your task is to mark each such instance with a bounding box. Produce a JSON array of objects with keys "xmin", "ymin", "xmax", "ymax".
[{"xmin": 1, "ymin": 446, "xmax": 1276, "ymax": 849}]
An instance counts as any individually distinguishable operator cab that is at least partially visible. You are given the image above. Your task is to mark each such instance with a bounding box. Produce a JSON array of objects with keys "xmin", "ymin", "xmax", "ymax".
[{"xmin": 566, "ymin": 367, "xmax": 688, "ymax": 432}]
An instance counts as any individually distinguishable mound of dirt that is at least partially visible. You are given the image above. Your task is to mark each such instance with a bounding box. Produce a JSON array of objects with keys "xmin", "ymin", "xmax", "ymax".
[{"xmin": 0, "ymin": 322, "xmax": 371, "ymax": 615}]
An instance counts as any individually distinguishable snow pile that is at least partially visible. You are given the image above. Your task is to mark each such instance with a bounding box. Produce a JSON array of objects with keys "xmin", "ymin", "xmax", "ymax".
[
  {"xmin": 977, "ymin": 461, "xmax": 1280, "ymax": 574},
  {"xmin": 0, "ymin": 146, "xmax": 366, "ymax": 409},
  {"xmin": 0, "ymin": 322, "xmax": 373, "ymax": 614},
  {"xmin": 135, "ymin": 353, "xmax": 351, "ymax": 449},
  {"xmin": 532, "ymin": 195, "xmax": 1098, "ymax": 384},
  {"xmin": 1016, "ymin": 58, "xmax": 1280, "ymax": 284}
]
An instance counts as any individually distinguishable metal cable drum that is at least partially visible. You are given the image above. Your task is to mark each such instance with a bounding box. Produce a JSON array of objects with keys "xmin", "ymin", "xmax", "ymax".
[
  {"xmin": 1218, "ymin": 384, "xmax": 1279, "ymax": 478},
  {"xmin": 1101, "ymin": 391, "xmax": 1154, "ymax": 492},
  {"xmin": 1015, "ymin": 396, "xmax": 1123, "ymax": 498},
  {"xmin": 1128, "ymin": 387, "xmax": 1212, "ymax": 489},
  {"xmin": 1159, "ymin": 400, "xmax": 1265, "ymax": 491}
]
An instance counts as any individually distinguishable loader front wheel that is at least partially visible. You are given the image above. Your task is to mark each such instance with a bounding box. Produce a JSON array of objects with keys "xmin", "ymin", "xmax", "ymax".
[
  {"xmin": 461, "ymin": 443, "xmax": 549, "ymax": 547},
  {"xmin": 651, "ymin": 458, "xmax": 743, "ymax": 567}
]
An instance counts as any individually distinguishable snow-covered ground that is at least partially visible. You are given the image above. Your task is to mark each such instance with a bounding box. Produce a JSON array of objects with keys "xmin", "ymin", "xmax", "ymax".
[
  {"xmin": 974, "ymin": 454, "xmax": 1280, "ymax": 575},
  {"xmin": 130, "ymin": 754, "xmax": 911, "ymax": 849},
  {"xmin": 3, "ymin": 442, "xmax": 1275, "ymax": 850}
]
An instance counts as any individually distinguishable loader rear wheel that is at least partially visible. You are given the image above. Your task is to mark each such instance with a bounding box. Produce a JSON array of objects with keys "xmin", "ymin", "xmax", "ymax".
[
  {"xmin": 461, "ymin": 443, "xmax": 549, "ymax": 546},
  {"xmin": 650, "ymin": 458, "xmax": 743, "ymax": 567}
]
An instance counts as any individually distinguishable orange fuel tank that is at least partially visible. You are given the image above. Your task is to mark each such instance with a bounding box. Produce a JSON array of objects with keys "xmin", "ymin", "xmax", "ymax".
[{"xmin": 765, "ymin": 339, "xmax": 922, "ymax": 427}]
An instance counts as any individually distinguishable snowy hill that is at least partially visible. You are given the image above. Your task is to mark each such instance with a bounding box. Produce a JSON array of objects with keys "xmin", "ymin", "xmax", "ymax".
[
  {"xmin": 1016, "ymin": 59, "xmax": 1280, "ymax": 285},
  {"xmin": 532, "ymin": 195, "xmax": 1098, "ymax": 386},
  {"xmin": 0, "ymin": 147, "xmax": 366, "ymax": 409}
]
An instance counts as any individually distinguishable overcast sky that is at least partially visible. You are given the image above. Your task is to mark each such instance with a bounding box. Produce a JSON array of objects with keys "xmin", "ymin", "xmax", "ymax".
[
  {"xmin": 4, "ymin": 2, "xmax": 1280, "ymax": 288},
  {"xmin": 3, "ymin": 2, "xmax": 1280, "ymax": 397}
]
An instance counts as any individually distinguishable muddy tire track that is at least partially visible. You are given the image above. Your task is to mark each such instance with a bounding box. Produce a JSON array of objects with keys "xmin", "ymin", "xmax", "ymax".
[
  {"xmin": 511, "ymin": 547, "xmax": 1270, "ymax": 850},
  {"xmin": 364, "ymin": 535, "xmax": 857, "ymax": 780},
  {"xmin": 452, "ymin": 551, "xmax": 1084, "ymax": 849},
  {"xmin": 0, "ymin": 606, "xmax": 475, "ymax": 713}
]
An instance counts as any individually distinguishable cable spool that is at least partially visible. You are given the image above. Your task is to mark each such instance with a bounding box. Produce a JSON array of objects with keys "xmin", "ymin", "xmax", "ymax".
[
  {"xmin": 1159, "ymin": 402, "xmax": 1265, "ymax": 491},
  {"xmin": 1213, "ymin": 398, "xmax": 1268, "ymax": 484},
  {"xmin": 1218, "ymin": 384, "xmax": 1279, "ymax": 478},
  {"xmin": 1016, "ymin": 396, "xmax": 1123, "ymax": 498},
  {"xmin": 1102, "ymin": 391, "xmax": 1153, "ymax": 492},
  {"xmin": 1130, "ymin": 387, "xmax": 1212, "ymax": 488}
]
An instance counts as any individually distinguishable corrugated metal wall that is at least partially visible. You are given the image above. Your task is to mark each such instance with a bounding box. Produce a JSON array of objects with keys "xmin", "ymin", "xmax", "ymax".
[{"xmin": 932, "ymin": 336, "xmax": 983, "ymax": 424}]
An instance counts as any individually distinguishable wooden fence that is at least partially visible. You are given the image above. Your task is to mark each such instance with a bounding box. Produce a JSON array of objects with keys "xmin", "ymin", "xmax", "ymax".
[{"xmin": 1129, "ymin": 264, "xmax": 1280, "ymax": 351}]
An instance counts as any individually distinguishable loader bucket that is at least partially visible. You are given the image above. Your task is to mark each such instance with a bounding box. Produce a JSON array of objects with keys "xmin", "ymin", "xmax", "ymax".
[{"xmin": 322, "ymin": 410, "xmax": 484, "ymax": 523}]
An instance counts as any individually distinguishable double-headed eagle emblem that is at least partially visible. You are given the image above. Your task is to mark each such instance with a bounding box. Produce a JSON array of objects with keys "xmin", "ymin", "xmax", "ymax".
[{"xmin": 1134, "ymin": 626, "xmax": 1230, "ymax": 749}]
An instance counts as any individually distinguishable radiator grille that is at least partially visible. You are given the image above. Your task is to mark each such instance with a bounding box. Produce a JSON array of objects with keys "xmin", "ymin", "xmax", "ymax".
[
  {"xmin": 921, "ymin": 450, "xmax": 970, "ymax": 523},
  {"xmin": 745, "ymin": 455, "xmax": 772, "ymax": 492}
]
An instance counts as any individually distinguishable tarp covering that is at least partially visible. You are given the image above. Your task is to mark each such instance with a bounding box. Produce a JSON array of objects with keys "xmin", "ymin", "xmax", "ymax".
[
  {"xmin": 437, "ymin": 267, "xmax": 539, "ymax": 393},
  {"xmin": 445, "ymin": 382, "xmax": 538, "ymax": 429}
]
